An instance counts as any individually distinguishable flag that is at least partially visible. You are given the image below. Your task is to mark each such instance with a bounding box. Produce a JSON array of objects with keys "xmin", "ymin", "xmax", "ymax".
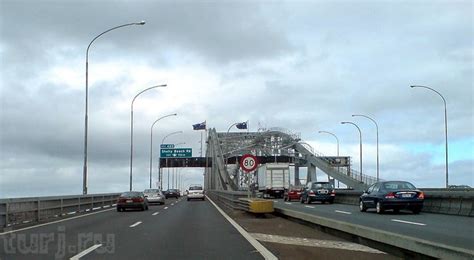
[
  {"xmin": 236, "ymin": 121, "xmax": 247, "ymax": 129},
  {"xmin": 192, "ymin": 121, "xmax": 206, "ymax": 130}
]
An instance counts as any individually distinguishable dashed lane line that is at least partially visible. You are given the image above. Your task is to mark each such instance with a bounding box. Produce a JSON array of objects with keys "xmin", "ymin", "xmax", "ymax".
[
  {"xmin": 152, "ymin": 212, "xmax": 159, "ymax": 216},
  {"xmin": 305, "ymin": 205, "xmax": 315, "ymax": 209},
  {"xmin": 335, "ymin": 210, "xmax": 352, "ymax": 215},
  {"xmin": 129, "ymin": 221, "xmax": 142, "ymax": 228},
  {"xmin": 391, "ymin": 219, "xmax": 426, "ymax": 226},
  {"xmin": 164, "ymin": 207, "xmax": 168, "ymax": 210},
  {"xmin": 70, "ymin": 244, "xmax": 102, "ymax": 260}
]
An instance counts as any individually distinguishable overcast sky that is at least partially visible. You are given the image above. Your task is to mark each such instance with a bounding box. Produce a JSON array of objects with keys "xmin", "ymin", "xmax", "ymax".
[{"xmin": 1, "ymin": 0, "xmax": 472, "ymax": 198}]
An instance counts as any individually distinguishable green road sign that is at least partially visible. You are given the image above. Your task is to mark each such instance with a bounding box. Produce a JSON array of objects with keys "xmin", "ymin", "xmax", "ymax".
[{"xmin": 160, "ymin": 148, "xmax": 192, "ymax": 158}]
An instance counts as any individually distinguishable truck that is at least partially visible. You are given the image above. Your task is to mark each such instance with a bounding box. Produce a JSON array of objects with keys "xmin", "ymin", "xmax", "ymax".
[{"xmin": 257, "ymin": 163, "xmax": 290, "ymax": 198}]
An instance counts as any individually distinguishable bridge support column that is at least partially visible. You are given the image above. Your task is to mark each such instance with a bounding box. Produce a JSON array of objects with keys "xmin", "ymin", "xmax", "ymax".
[
  {"xmin": 307, "ymin": 164, "xmax": 317, "ymax": 182},
  {"xmin": 294, "ymin": 165, "xmax": 300, "ymax": 185}
]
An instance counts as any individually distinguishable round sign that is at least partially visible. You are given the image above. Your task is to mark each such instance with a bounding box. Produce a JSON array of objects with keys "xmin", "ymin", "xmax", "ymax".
[{"xmin": 240, "ymin": 154, "xmax": 258, "ymax": 172}]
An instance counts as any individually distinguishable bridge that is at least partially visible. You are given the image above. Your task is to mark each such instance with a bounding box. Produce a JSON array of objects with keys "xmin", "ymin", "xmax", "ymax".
[{"xmin": 1, "ymin": 128, "xmax": 473, "ymax": 259}]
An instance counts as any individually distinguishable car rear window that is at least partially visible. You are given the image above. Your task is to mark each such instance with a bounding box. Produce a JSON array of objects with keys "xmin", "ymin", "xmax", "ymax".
[
  {"xmin": 312, "ymin": 183, "xmax": 333, "ymax": 189},
  {"xmin": 120, "ymin": 192, "xmax": 142, "ymax": 197},
  {"xmin": 189, "ymin": 186, "xmax": 203, "ymax": 190},
  {"xmin": 144, "ymin": 189, "xmax": 160, "ymax": 193},
  {"xmin": 383, "ymin": 182, "xmax": 416, "ymax": 190}
]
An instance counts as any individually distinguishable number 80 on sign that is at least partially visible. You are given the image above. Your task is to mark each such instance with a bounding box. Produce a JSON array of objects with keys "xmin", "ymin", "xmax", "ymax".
[{"xmin": 240, "ymin": 154, "xmax": 258, "ymax": 173}]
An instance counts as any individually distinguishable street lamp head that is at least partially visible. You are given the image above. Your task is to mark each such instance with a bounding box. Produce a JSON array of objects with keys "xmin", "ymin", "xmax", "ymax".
[
  {"xmin": 155, "ymin": 84, "xmax": 167, "ymax": 87},
  {"xmin": 341, "ymin": 122, "xmax": 347, "ymax": 125},
  {"xmin": 137, "ymin": 21, "xmax": 146, "ymax": 25},
  {"xmin": 411, "ymin": 85, "xmax": 426, "ymax": 88}
]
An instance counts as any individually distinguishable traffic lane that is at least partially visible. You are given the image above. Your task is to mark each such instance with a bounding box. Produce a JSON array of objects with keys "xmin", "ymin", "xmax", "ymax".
[
  {"xmin": 0, "ymin": 199, "xmax": 175, "ymax": 259},
  {"xmin": 274, "ymin": 200, "xmax": 474, "ymax": 250},
  {"xmin": 84, "ymin": 196, "xmax": 263, "ymax": 260}
]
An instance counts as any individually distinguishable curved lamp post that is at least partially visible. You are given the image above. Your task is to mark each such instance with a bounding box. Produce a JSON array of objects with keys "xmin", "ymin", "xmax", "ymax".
[
  {"xmin": 149, "ymin": 113, "xmax": 177, "ymax": 189},
  {"xmin": 318, "ymin": 131, "xmax": 339, "ymax": 156},
  {"xmin": 130, "ymin": 84, "xmax": 167, "ymax": 191},
  {"xmin": 341, "ymin": 121, "xmax": 363, "ymax": 182},
  {"xmin": 352, "ymin": 114, "xmax": 379, "ymax": 181},
  {"xmin": 161, "ymin": 131, "xmax": 183, "ymax": 190},
  {"xmin": 83, "ymin": 21, "xmax": 145, "ymax": 195},
  {"xmin": 411, "ymin": 85, "xmax": 449, "ymax": 188}
]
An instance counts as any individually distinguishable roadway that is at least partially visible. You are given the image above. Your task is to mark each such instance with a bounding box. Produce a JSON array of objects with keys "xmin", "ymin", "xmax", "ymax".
[
  {"xmin": 273, "ymin": 199, "xmax": 474, "ymax": 251},
  {"xmin": 0, "ymin": 198, "xmax": 264, "ymax": 260}
]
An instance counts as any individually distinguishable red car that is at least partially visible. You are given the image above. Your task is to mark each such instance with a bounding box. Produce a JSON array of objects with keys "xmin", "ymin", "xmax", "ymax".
[
  {"xmin": 117, "ymin": 191, "xmax": 149, "ymax": 212},
  {"xmin": 284, "ymin": 187, "xmax": 304, "ymax": 201}
]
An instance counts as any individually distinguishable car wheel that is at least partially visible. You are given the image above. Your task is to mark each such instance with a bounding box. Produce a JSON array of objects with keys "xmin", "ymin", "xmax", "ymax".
[
  {"xmin": 284, "ymin": 196, "xmax": 287, "ymax": 201},
  {"xmin": 187, "ymin": 198, "xmax": 190, "ymax": 201},
  {"xmin": 393, "ymin": 209, "xmax": 400, "ymax": 214},
  {"xmin": 376, "ymin": 201, "xmax": 384, "ymax": 214},
  {"xmin": 202, "ymin": 197, "xmax": 205, "ymax": 201},
  {"xmin": 146, "ymin": 205, "xmax": 149, "ymax": 210},
  {"xmin": 329, "ymin": 200, "xmax": 334, "ymax": 204},
  {"xmin": 412, "ymin": 208, "xmax": 421, "ymax": 214},
  {"xmin": 300, "ymin": 196, "xmax": 304, "ymax": 204},
  {"xmin": 116, "ymin": 207, "xmax": 121, "ymax": 212},
  {"xmin": 359, "ymin": 200, "xmax": 367, "ymax": 212},
  {"xmin": 306, "ymin": 196, "xmax": 310, "ymax": 204}
]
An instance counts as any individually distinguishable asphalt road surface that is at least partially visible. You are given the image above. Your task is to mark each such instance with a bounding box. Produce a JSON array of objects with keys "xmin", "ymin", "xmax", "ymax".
[
  {"xmin": 273, "ymin": 199, "xmax": 474, "ymax": 250},
  {"xmin": 0, "ymin": 198, "xmax": 264, "ymax": 260}
]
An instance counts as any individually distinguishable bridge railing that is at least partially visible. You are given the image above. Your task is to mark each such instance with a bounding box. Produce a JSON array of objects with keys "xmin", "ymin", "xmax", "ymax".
[
  {"xmin": 299, "ymin": 141, "xmax": 378, "ymax": 187},
  {"xmin": 0, "ymin": 193, "xmax": 120, "ymax": 232}
]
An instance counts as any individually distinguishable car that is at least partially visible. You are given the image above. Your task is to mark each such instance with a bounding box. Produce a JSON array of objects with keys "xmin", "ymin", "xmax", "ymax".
[
  {"xmin": 165, "ymin": 189, "xmax": 180, "ymax": 199},
  {"xmin": 448, "ymin": 185, "xmax": 471, "ymax": 190},
  {"xmin": 143, "ymin": 189, "xmax": 165, "ymax": 205},
  {"xmin": 284, "ymin": 186, "xmax": 303, "ymax": 201},
  {"xmin": 116, "ymin": 191, "xmax": 149, "ymax": 212},
  {"xmin": 300, "ymin": 182, "xmax": 335, "ymax": 204},
  {"xmin": 187, "ymin": 185, "xmax": 205, "ymax": 201},
  {"xmin": 359, "ymin": 181, "xmax": 424, "ymax": 214}
]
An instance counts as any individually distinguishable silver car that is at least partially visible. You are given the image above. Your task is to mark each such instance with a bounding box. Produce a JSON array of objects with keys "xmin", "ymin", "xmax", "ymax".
[{"xmin": 144, "ymin": 189, "xmax": 166, "ymax": 205}]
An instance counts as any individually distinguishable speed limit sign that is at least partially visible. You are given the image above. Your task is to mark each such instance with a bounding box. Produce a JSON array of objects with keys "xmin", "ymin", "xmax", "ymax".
[{"xmin": 240, "ymin": 154, "xmax": 258, "ymax": 172}]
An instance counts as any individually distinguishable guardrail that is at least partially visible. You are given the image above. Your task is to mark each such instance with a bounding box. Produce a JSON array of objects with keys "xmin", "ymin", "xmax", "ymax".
[
  {"xmin": 0, "ymin": 193, "xmax": 120, "ymax": 232},
  {"xmin": 334, "ymin": 189, "xmax": 474, "ymax": 217},
  {"xmin": 207, "ymin": 190, "xmax": 248, "ymax": 211}
]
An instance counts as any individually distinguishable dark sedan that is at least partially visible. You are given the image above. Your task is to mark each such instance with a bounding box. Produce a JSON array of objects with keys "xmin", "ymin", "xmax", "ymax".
[
  {"xmin": 165, "ymin": 189, "xmax": 180, "ymax": 199},
  {"xmin": 117, "ymin": 191, "xmax": 149, "ymax": 212},
  {"xmin": 300, "ymin": 181, "xmax": 335, "ymax": 204},
  {"xmin": 359, "ymin": 181, "xmax": 424, "ymax": 214}
]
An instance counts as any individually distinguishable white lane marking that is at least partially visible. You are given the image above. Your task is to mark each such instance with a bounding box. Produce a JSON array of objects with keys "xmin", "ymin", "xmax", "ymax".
[
  {"xmin": 0, "ymin": 208, "xmax": 115, "ymax": 236},
  {"xmin": 171, "ymin": 203, "xmax": 175, "ymax": 206},
  {"xmin": 251, "ymin": 233, "xmax": 385, "ymax": 254},
  {"xmin": 285, "ymin": 202, "xmax": 292, "ymax": 205},
  {"xmin": 335, "ymin": 210, "xmax": 352, "ymax": 215},
  {"xmin": 273, "ymin": 200, "xmax": 279, "ymax": 203},
  {"xmin": 305, "ymin": 205, "xmax": 315, "ymax": 209},
  {"xmin": 152, "ymin": 212, "xmax": 159, "ymax": 216},
  {"xmin": 391, "ymin": 219, "xmax": 426, "ymax": 226},
  {"xmin": 70, "ymin": 244, "xmax": 102, "ymax": 260},
  {"xmin": 206, "ymin": 195, "xmax": 278, "ymax": 260},
  {"xmin": 164, "ymin": 207, "xmax": 168, "ymax": 210},
  {"xmin": 129, "ymin": 221, "xmax": 142, "ymax": 228}
]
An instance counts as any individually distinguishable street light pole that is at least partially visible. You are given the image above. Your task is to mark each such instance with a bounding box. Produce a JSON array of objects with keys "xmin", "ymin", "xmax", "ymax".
[
  {"xmin": 130, "ymin": 84, "xmax": 167, "ymax": 191},
  {"xmin": 318, "ymin": 131, "xmax": 339, "ymax": 156},
  {"xmin": 411, "ymin": 85, "xmax": 449, "ymax": 188},
  {"xmin": 352, "ymin": 114, "xmax": 379, "ymax": 181},
  {"xmin": 341, "ymin": 122, "xmax": 363, "ymax": 182},
  {"xmin": 161, "ymin": 131, "xmax": 183, "ymax": 190},
  {"xmin": 83, "ymin": 21, "xmax": 145, "ymax": 195},
  {"xmin": 149, "ymin": 113, "xmax": 177, "ymax": 189}
]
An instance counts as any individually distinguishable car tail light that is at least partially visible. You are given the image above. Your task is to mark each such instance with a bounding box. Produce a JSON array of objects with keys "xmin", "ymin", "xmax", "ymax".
[
  {"xmin": 330, "ymin": 190, "xmax": 336, "ymax": 196},
  {"xmin": 309, "ymin": 190, "xmax": 315, "ymax": 195},
  {"xmin": 418, "ymin": 192, "xmax": 425, "ymax": 199},
  {"xmin": 385, "ymin": 192, "xmax": 396, "ymax": 199},
  {"xmin": 133, "ymin": 197, "xmax": 144, "ymax": 203},
  {"xmin": 118, "ymin": 197, "xmax": 126, "ymax": 203}
]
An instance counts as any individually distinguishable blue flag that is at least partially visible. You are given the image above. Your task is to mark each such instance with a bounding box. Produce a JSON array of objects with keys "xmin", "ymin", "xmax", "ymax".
[
  {"xmin": 192, "ymin": 121, "xmax": 206, "ymax": 130},
  {"xmin": 236, "ymin": 121, "xmax": 247, "ymax": 129}
]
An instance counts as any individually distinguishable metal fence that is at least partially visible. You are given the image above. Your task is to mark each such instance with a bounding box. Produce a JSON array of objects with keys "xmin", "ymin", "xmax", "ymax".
[{"xmin": 0, "ymin": 193, "xmax": 121, "ymax": 232}]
